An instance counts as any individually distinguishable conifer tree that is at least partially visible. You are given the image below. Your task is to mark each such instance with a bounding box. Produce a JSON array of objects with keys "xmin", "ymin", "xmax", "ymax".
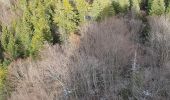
[
  {"xmin": 33, "ymin": 1, "xmax": 52, "ymax": 42},
  {"xmin": 16, "ymin": 0, "xmax": 54, "ymax": 56},
  {"xmin": 7, "ymin": 31, "xmax": 17, "ymax": 59},
  {"xmin": 74, "ymin": 0, "xmax": 90, "ymax": 23},
  {"xmin": 147, "ymin": 0, "xmax": 152, "ymax": 14},
  {"xmin": 1, "ymin": 27, "xmax": 9, "ymax": 52},
  {"xmin": 149, "ymin": 0, "xmax": 165, "ymax": 15},
  {"xmin": 30, "ymin": 1, "xmax": 52, "ymax": 55},
  {"xmin": 116, "ymin": 0, "xmax": 130, "ymax": 12},
  {"xmin": 54, "ymin": 0, "xmax": 77, "ymax": 33},
  {"xmin": 1, "ymin": 26, "xmax": 18, "ymax": 59},
  {"xmin": 165, "ymin": 0, "xmax": 170, "ymax": 15},
  {"xmin": 30, "ymin": 30, "xmax": 44, "ymax": 56},
  {"xmin": 16, "ymin": 7, "xmax": 33, "ymax": 56},
  {"xmin": 90, "ymin": 0, "xmax": 114, "ymax": 20},
  {"xmin": 131, "ymin": 0, "xmax": 141, "ymax": 13}
]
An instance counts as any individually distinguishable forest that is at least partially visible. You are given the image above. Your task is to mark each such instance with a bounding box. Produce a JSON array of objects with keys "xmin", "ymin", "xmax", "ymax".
[{"xmin": 0, "ymin": 0, "xmax": 170, "ymax": 100}]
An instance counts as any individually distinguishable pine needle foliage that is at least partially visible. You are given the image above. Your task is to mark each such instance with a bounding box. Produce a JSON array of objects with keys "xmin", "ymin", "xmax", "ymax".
[
  {"xmin": 90, "ymin": 0, "xmax": 115, "ymax": 20},
  {"xmin": 1, "ymin": 26, "xmax": 18, "ymax": 60},
  {"xmin": 54, "ymin": 0, "xmax": 78, "ymax": 33},
  {"xmin": 74, "ymin": 0, "xmax": 90, "ymax": 23},
  {"xmin": 14, "ymin": 0, "xmax": 55, "ymax": 57},
  {"xmin": 149, "ymin": 0, "xmax": 165, "ymax": 15},
  {"xmin": 131, "ymin": 0, "xmax": 141, "ymax": 13},
  {"xmin": 165, "ymin": 0, "xmax": 170, "ymax": 15},
  {"xmin": 115, "ymin": 0, "xmax": 130, "ymax": 13}
]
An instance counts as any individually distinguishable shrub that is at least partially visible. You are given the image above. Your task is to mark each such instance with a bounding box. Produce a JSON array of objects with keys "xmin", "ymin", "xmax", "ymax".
[
  {"xmin": 7, "ymin": 17, "xmax": 136, "ymax": 100},
  {"xmin": 149, "ymin": 0, "xmax": 165, "ymax": 15},
  {"xmin": 148, "ymin": 16, "xmax": 170, "ymax": 67},
  {"xmin": 6, "ymin": 16, "xmax": 170, "ymax": 100}
]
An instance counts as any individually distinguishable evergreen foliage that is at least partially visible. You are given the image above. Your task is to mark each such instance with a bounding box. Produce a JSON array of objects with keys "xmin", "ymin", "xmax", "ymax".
[
  {"xmin": 54, "ymin": 0, "xmax": 77, "ymax": 33},
  {"xmin": 14, "ymin": 0, "xmax": 54, "ymax": 57},
  {"xmin": 90, "ymin": 0, "xmax": 115, "ymax": 20},
  {"xmin": 1, "ymin": 0, "xmax": 132, "ymax": 59},
  {"xmin": 165, "ymin": 0, "xmax": 170, "ymax": 15},
  {"xmin": 112, "ymin": 0, "xmax": 130, "ymax": 14},
  {"xmin": 116, "ymin": 0, "xmax": 130, "ymax": 13},
  {"xmin": 149, "ymin": 0, "xmax": 165, "ymax": 15},
  {"xmin": 131, "ymin": 0, "xmax": 141, "ymax": 13},
  {"xmin": 1, "ymin": 26, "xmax": 18, "ymax": 59},
  {"xmin": 74, "ymin": 0, "xmax": 90, "ymax": 23}
]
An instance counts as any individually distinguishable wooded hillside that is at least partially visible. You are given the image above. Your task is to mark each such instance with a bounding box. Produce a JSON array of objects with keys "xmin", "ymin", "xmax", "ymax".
[{"xmin": 0, "ymin": 0, "xmax": 170, "ymax": 100}]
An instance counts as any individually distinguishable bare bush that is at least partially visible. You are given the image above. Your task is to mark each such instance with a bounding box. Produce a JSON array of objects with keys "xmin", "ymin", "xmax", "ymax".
[
  {"xmin": 66, "ymin": 17, "xmax": 135, "ymax": 99},
  {"xmin": 7, "ymin": 44, "xmax": 72, "ymax": 100},
  {"xmin": 6, "ymin": 16, "xmax": 170, "ymax": 100},
  {"xmin": 148, "ymin": 16, "xmax": 170, "ymax": 67},
  {"xmin": 6, "ymin": 17, "xmax": 136, "ymax": 100}
]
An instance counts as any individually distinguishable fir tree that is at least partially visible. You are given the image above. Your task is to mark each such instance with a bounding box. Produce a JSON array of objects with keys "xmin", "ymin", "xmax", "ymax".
[
  {"xmin": 131, "ymin": 0, "xmax": 141, "ymax": 13},
  {"xmin": 16, "ymin": 7, "xmax": 33, "ymax": 56},
  {"xmin": 1, "ymin": 27, "xmax": 9, "ymax": 52},
  {"xmin": 54, "ymin": 0, "xmax": 77, "ymax": 33},
  {"xmin": 116, "ymin": 0, "xmax": 130, "ymax": 13},
  {"xmin": 165, "ymin": 0, "xmax": 170, "ymax": 15},
  {"xmin": 74, "ymin": 0, "xmax": 90, "ymax": 23},
  {"xmin": 1, "ymin": 26, "xmax": 18, "ymax": 59},
  {"xmin": 149, "ymin": 0, "xmax": 165, "ymax": 15},
  {"xmin": 90, "ymin": 0, "xmax": 114, "ymax": 20}
]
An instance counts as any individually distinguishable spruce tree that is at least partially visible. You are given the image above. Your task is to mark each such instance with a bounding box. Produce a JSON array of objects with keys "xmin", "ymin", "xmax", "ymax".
[
  {"xmin": 74, "ymin": 0, "xmax": 90, "ymax": 23},
  {"xmin": 149, "ymin": 0, "xmax": 165, "ymax": 15},
  {"xmin": 165, "ymin": 0, "xmax": 170, "ymax": 15},
  {"xmin": 131, "ymin": 0, "xmax": 141, "ymax": 13},
  {"xmin": 17, "ymin": 0, "xmax": 54, "ymax": 56},
  {"xmin": 90, "ymin": 0, "xmax": 114, "ymax": 20},
  {"xmin": 7, "ymin": 31, "xmax": 17, "ymax": 59},
  {"xmin": 1, "ymin": 27, "xmax": 9, "ymax": 53},
  {"xmin": 30, "ymin": 30, "xmax": 44, "ymax": 56},
  {"xmin": 1, "ymin": 26, "xmax": 18, "ymax": 59},
  {"xmin": 16, "ymin": 7, "xmax": 33, "ymax": 57},
  {"xmin": 116, "ymin": 0, "xmax": 130, "ymax": 13},
  {"xmin": 54, "ymin": 0, "xmax": 77, "ymax": 33}
]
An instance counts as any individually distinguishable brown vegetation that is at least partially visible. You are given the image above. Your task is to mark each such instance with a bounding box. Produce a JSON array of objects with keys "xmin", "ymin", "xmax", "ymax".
[
  {"xmin": 0, "ymin": 0, "xmax": 170, "ymax": 100},
  {"xmin": 5, "ymin": 15, "xmax": 170, "ymax": 100},
  {"xmin": 6, "ymin": 17, "xmax": 136, "ymax": 100}
]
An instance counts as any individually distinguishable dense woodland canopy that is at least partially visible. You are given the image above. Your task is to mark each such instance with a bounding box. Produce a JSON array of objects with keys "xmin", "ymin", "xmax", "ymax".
[{"xmin": 0, "ymin": 0, "xmax": 170, "ymax": 100}]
